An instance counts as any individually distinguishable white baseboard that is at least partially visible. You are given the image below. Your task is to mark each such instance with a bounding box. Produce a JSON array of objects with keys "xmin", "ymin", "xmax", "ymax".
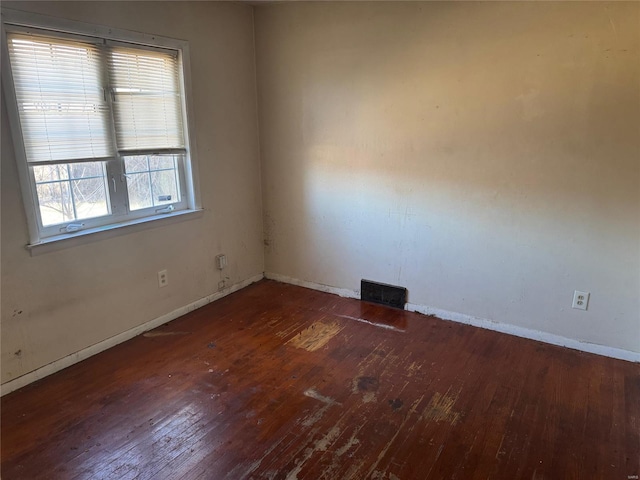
[
  {"xmin": 405, "ymin": 303, "xmax": 640, "ymax": 363},
  {"xmin": 264, "ymin": 272, "xmax": 360, "ymax": 299},
  {"xmin": 1, "ymin": 273, "xmax": 265, "ymax": 397},
  {"xmin": 266, "ymin": 272, "xmax": 640, "ymax": 363}
]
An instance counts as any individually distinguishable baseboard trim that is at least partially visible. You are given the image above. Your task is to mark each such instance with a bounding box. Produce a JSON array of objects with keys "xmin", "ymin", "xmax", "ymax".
[
  {"xmin": 264, "ymin": 272, "xmax": 360, "ymax": 299},
  {"xmin": 1, "ymin": 273, "xmax": 265, "ymax": 396},
  {"xmin": 266, "ymin": 272, "xmax": 640, "ymax": 363},
  {"xmin": 405, "ymin": 303, "xmax": 639, "ymax": 363}
]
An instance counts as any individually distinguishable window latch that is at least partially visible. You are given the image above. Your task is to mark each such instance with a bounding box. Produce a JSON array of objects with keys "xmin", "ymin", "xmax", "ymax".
[
  {"xmin": 155, "ymin": 205, "xmax": 175, "ymax": 214},
  {"xmin": 62, "ymin": 223, "xmax": 84, "ymax": 233}
]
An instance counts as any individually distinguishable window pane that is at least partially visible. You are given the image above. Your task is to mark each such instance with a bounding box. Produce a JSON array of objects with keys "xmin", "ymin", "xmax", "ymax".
[
  {"xmin": 124, "ymin": 156, "xmax": 149, "ymax": 174},
  {"xmin": 33, "ymin": 164, "xmax": 69, "ymax": 182},
  {"xmin": 124, "ymin": 155, "xmax": 181, "ymax": 211},
  {"xmin": 126, "ymin": 172, "xmax": 153, "ymax": 210},
  {"xmin": 33, "ymin": 161, "xmax": 110, "ymax": 227},
  {"xmin": 69, "ymin": 162, "xmax": 104, "ymax": 179},
  {"xmin": 72, "ymin": 178, "xmax": 109, "ymax": 220},
  {"xmin": 149, "ymin": 156, "xmax": 175, "ymax": 170},
  {"xmin": 36, "ymin": 181, "xmax": 73, "ymax": 226},
  {"xmin": 150, "ymin": 169, "xmax": 179, "ymax": 206}
]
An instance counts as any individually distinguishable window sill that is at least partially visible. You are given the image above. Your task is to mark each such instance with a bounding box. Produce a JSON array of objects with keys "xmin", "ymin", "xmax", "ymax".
[{"xmin": 26, "ymin": 208, "xmax": 204, "ymax": 256}]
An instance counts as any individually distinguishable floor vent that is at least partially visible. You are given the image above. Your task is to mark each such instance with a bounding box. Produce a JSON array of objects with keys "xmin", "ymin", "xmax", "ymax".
[{"xmin": 361, "ymin": 279, "xmax": 407, "ymax": 309}]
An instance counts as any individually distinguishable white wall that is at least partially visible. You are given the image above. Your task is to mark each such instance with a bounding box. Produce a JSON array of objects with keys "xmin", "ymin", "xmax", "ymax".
[
  {"xmin": 255, "ymin": 2, "xmax": 640, "ymax": 353},
  {"xmin": 1, "ymin": 1, "xmax": 264, "ymax": 384}
]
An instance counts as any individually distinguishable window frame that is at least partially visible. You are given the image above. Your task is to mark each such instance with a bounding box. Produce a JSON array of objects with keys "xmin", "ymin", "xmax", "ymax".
[{"xmin": 1, "ymin": 8, "xmax": 202, "ymax": 249}]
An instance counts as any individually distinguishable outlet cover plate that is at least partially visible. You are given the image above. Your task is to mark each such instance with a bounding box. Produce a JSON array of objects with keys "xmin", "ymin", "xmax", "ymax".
[
  {"xmin": 158, "ymin": 270, "xmax": 168, "ymax": 288},
  {"xmin": 572, "ymin": 290, "xmax": 589, "ymax": 310}
]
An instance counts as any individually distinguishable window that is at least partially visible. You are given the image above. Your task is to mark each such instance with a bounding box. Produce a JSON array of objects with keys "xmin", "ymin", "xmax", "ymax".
[{"xmin": 2, "ymin": 11, "xmax": 200, "ymax": 246}]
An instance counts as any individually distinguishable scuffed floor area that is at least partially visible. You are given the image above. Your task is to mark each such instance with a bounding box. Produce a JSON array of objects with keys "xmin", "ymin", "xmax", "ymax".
[{"xmin": 2, "ymin": 279, "xmax": 638, "ymax": 479}]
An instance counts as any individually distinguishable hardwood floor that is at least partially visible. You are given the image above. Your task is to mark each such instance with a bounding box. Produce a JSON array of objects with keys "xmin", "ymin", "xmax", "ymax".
[{"xmin": 2, "ymin": 279, "xmax": 639, "ymax": 479}]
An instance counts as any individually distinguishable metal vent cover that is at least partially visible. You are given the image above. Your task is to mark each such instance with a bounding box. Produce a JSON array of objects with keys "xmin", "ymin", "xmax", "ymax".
[{"xmin": 361, "ymin": 279, "xmax": 407, "ymax": 309}]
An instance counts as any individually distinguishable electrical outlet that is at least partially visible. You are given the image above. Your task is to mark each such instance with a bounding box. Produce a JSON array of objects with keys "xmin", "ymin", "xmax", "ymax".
[
  {"xmin": 158, "ymin": 270, "xmax": 168, "ymax": 288},
  {"xmin": 218, "ymin": 280, "xmax": 225, "ymax": 290},
  {"xmin": 572, "ymin": 290, "xmax": 589, "ymax": 310}
]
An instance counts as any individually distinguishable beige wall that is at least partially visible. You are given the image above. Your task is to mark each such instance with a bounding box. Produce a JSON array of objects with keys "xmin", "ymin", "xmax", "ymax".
[
  {"xmin": 1, "ymin": 2, "xmax": 264, "ymax": 383},
  {"xmin": 255, "ymin": 2, "xmax": 640, "ymax": 352}
]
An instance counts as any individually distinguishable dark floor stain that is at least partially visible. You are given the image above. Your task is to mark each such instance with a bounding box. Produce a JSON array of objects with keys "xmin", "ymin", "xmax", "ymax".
[
  {"xmin": 389, "ymin": 398, "xmax": 403, "ymax": 411},
  {"xmin": 208, "ymin": 342, "xmax": 216, "ymax": 349},
  {"xmin": 357, "ymin": 376, "xmax": 379, "ymax": 392}
]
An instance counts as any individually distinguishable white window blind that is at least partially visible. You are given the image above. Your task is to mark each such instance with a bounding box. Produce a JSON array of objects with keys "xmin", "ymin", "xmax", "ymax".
[
  {"xmin": 108, "ymin": 46, "xmax": 185, "ymax": 153},
  {"xmin": 7, "ymin": 33, "xmax": 113, "ymax": 163}
]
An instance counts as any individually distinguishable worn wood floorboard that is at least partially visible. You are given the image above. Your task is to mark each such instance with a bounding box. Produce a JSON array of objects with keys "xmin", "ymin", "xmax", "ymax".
[{"xmin": 2, "ymin": 279, "xmax": 639, "ymax": 479}]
